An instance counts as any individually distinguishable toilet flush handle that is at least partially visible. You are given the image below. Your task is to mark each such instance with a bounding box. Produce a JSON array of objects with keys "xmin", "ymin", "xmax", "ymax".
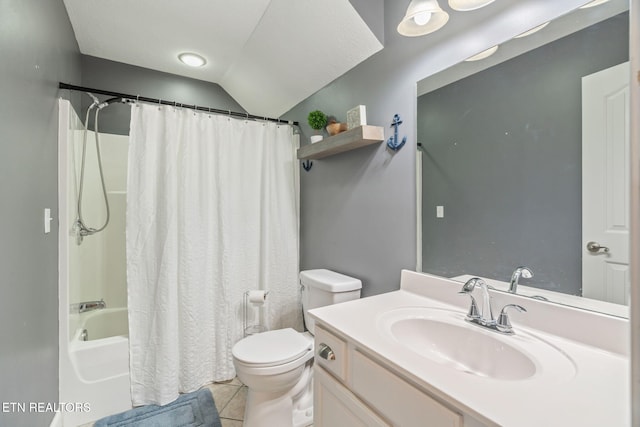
[{"xmin": 318, "ymin": 343, "xmax": 335, "ymax": 361}]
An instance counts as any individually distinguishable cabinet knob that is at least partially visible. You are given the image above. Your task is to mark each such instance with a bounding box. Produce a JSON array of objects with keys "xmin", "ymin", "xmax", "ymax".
[{"xmin": 318, "ymin": 343, "xmax": 336, "ymax": 361}]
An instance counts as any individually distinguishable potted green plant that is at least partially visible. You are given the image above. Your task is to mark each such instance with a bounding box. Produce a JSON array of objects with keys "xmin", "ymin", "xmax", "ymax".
[{"xmin": 307, "ymin": 110, "xmax": 327, "ymax": 143}]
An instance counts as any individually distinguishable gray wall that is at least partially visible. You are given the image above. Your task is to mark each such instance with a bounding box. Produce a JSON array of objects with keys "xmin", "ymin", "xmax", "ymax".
[
  {"xmin": 282, "ymin": 0, "xmax": 588, "ymax": 298},
  {"xmin": 282, "ymin": 7, "xmax": 419, "ymax": 297},
  {"xmin": 418, "ymin": 13, "xmax": 628, "ymax": 295},
  {"xmin": 79, "ymin": 55, "xmax": 246, "ymax": 135},
  {"xmin": 0, "ymin": 1, "xmax": 81, "ymax": 426}
]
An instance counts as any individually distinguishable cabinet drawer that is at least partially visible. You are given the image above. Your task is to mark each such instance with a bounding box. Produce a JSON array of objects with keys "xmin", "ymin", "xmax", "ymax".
[
  {"xmin": 315, "ymin": 366, "xmax": 390, "ymax": 427},
  {"xmin": 351, "ymin": 350, "xmax": 463, "ymax": 427},
  {"xmin": 315, "ymin": 326, "xmax": 348, "ymax": 382}
]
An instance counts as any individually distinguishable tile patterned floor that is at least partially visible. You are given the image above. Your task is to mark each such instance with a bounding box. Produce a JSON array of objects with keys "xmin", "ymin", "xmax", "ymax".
[
  {"xmin": 205, "ymin": 377, "xmax": 247, "ymax": 427},
  {"xmin": 78, "ymin": 378, "xmax": 247, "ymax": 427}
]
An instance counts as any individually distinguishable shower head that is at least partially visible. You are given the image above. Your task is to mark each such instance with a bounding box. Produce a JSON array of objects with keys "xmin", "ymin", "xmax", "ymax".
[
  {"xmin": 97, "ymin": 97, "xmax": 125, "ymax": 110},
  {"xmin": 86, "ymin": 92, "xmax": 101, "ymax": 109},
  {"xmin": 86, "ymin": 93, "xmax": 124, "ymax": 110}
]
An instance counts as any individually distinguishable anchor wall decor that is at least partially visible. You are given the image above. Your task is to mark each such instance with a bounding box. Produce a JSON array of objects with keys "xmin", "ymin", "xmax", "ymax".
[{"xmin": 387, "ymin": 114, "xmax": 407, "ymax": 152}]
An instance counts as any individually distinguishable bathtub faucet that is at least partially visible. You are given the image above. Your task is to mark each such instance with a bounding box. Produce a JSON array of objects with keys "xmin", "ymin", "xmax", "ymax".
[{"xmin": 72, "ymin": 299, "xmax": 107, "ymax": 313}]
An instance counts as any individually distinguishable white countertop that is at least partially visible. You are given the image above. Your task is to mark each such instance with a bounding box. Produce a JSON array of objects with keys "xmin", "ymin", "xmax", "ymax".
[{"xmin": 309, "ymin": 270, "xmax": 630, "ymax": 427}]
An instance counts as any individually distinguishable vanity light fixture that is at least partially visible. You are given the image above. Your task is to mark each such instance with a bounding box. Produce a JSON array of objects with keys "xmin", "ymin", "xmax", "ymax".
[
  {"xmin": 464, "ymin": 45, "xmax": 499, "ymax": 61},
  {"xmin": 448, "ymin": 0, "xmax": 496, "ymax": 11},
  {"xmin": 513, "ymin": 22, "xmax": 550, "ymax": 38},
  {"xmin": 397, "ymin": 0, "xmax": 449, "ymax": 37},
  {"xmin": 178, "ymin": 52, "xmax": 206, "ymax": 67},
  {"xmin": 579, "ymin": 0, "xmax": 610, "ymax": 8}
]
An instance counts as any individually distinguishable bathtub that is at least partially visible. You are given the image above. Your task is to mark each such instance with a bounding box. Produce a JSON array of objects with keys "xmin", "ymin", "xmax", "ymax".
[
  {"xmin": 70, "ymin": 308, "xmax": 130, "ymax": 381},
  {"xmin": 60, "ymin": 308, "xmax": 132, "ymax": 426},
  {"xmin": 72, "ymin": 307, "xmax": 129, "ymax": 342}
]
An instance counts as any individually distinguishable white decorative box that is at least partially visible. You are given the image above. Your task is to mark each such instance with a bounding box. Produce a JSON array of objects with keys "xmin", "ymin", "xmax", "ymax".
[{"xmin": 347, "ymin": 105, "xmax": 367, "ymax": 130}]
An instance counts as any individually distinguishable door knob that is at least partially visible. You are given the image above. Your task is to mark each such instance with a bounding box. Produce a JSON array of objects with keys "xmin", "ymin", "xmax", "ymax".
[{"xmin": 586, "ymin": 241, "xmax": 609, "ymax": 253}]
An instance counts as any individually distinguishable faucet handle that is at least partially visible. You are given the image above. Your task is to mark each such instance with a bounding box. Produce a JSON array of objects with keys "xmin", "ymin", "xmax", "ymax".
[
  {"xmin": 458, "ymin": 280, "xmax": 481, "ymax": 320},
  {"xmin": 496, "ymin": 304, "xmax": 527, "ymax": 334},
  {"xmin": 458, "ymin": 291, "xmax": 480, "ymax": 319}
]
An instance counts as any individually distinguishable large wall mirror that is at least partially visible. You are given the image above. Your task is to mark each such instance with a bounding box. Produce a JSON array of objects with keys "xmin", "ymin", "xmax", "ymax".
[{"xmin": 417, "ymin": 0, "xmax": 630, "ymax": 317}]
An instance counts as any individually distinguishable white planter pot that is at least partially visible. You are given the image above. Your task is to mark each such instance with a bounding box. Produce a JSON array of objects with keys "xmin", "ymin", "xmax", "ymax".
[{"xmin": 310, "ymin": 135, "xmax": 323, "ymax": 144}]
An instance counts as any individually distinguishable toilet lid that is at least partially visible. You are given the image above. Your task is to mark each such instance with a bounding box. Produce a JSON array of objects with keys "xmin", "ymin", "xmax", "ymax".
[{"xmin": 233, "ymin": 328, "xmax": 312, "ymax": 367}]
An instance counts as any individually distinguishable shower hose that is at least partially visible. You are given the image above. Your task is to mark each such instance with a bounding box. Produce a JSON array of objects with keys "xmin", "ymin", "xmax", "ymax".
[{"xmin": 74, "ymin": 95, "xmax": 111, "ymax": 244}]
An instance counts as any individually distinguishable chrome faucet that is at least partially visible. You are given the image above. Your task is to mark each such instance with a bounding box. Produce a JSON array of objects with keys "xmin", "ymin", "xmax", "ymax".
[
  {"xmin": 509, "ymin": 266, "xmax": 533, "ymax": 293},
  {"xmin": 459, "ymin": 277, "xmax": 526, "ymax": 335},
  {"xmin": 71, "ymin": 299, "xmax": 106, "ymax": 313},
  {"xmin": 459, "ymin": 277, "xmax": 494, "ymax": 325}
]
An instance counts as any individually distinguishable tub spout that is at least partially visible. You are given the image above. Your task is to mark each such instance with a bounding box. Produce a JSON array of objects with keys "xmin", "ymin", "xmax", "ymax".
[{"xmin": 72, "ymin": 299, "xmax": 107, "ymax": 313}]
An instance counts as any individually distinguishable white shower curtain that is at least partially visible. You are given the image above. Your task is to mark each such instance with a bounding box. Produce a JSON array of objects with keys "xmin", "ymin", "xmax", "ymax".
[{"xmin": 126, "ymin": 103, "xmax": 300, "ymax": 406}]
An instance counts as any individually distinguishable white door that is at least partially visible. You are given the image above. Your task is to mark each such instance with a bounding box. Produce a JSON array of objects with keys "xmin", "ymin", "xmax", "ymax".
[{"xmin": 582, "ymin": 62, "xmax": 630, "ymax": 304}]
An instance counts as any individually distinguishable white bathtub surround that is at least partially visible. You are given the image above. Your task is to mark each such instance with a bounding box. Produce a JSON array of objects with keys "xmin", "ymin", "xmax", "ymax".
[
  {"xmin": 68, "ymin": 122, "xmax": 128, "ymax": 308},
  {"xmin": 58, "ymin": 100, "xmax": 132, "ymax": 427},
  {"xmin": 309, "ymin": 270, "xmax": 629, "ymax": 426},
  {"xmin": 127, "ymin": 103, "xmax": 301, "ymax": 406}
]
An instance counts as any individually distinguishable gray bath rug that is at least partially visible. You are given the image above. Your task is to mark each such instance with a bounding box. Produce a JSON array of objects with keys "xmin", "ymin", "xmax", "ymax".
[{"xmin": 94, "ymin": 388, "xmax": 222, "ymax": 427}]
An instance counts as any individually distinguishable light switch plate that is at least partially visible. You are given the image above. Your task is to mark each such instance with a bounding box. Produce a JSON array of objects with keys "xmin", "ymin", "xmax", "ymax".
[{"xmin": 44, "ymin": 208, "xmax": 52, "ymax": 233}]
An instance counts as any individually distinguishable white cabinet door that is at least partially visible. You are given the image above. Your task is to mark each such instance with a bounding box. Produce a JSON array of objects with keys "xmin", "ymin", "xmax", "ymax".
[
  {"xmin": 351, "ymin": 350, "xmax": 463, "ymax": 427},
  {"xmin": 314, "ymin": 366, "xmax": 390, "ymax": 427}
]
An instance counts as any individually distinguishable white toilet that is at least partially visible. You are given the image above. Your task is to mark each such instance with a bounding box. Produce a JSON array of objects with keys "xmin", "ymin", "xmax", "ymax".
[{"xmin": 232, "ymin": 269, "xmax": 362, "ymax": 427}]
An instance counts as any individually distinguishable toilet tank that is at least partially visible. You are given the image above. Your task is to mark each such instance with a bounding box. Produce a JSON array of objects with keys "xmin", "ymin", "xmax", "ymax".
[{"xmin": 300, "ymin": 269, "xmax": 362, "ymax": 335}]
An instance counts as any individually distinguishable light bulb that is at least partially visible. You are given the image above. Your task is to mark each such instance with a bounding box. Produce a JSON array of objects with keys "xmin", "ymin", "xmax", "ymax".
[
  {"xmin": 413, "ymin": 11, "xmax": 432, "ymax": 26},
  {"xmin": 178, "ymin": 53, "xmax": 206, "ymax": 67}
]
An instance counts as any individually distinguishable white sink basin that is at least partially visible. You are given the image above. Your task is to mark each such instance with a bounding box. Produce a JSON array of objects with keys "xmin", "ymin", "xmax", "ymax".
[{"xmin": 377, "ymin": 307, "xmax": 576, "ymax": 382}]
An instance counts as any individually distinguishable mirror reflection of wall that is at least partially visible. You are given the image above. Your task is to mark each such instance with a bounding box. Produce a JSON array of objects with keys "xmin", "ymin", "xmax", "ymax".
[{"xmin": 418, "ymin": 12, "xmax": 628, "ymax": 299}]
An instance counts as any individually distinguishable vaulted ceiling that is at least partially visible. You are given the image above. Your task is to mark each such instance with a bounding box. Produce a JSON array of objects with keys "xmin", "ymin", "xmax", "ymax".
[{"xmin": 63, "ymin": 0, "xmax": 383, "ymax": 117}]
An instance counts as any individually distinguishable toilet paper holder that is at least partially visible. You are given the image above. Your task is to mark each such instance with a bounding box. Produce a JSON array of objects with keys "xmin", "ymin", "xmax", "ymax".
[{"xmin": 243, "ymin": 290, "xmax": 269, "ymax": 337}]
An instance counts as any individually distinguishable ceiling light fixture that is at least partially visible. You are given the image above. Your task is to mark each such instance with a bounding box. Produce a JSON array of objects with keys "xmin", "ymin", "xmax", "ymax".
[
  {"xmin": 464, "ymin": 45, "xmax": 499, "ymax": 61},
  {"xmin": 397, "ymin": 0, "xmax": 449, "ymax": 37},
  {"xmin": 178, "ymin": 52, "xmax": 206, "ymax": 67},
  {"xmin": 448, "ymin": 0, "xmax": 496, "ymax": 12},
  {"xmin": 579, "ymin": 0, "xmax": 610, "ymax": 8},
  {"xmin": 514, "ymin": 22, "xmax": 550, "ymax": 38}
]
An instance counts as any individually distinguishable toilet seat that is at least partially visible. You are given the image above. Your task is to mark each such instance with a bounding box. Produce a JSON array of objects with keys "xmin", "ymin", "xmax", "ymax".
[{"xmin": 233, "ymin": 328, "xmax": 313, "ymax": 367}]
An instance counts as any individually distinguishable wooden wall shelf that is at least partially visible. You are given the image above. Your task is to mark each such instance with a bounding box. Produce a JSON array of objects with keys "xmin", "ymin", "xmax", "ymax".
[{"xmin": 297, "ymin": 125, "xmax": 384, "ymax": 160}]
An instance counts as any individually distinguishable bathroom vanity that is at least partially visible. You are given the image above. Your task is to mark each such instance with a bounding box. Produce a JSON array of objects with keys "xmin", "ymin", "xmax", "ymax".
[{"xmin": 308, "ymin": 270, "xmax": 629, "ymax": 427}]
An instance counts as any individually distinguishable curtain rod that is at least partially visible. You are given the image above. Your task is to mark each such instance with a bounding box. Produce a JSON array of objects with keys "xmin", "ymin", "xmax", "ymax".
[{"xmin": 58, "ymin": 82, "xmax": 299, "ymax": 126}]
